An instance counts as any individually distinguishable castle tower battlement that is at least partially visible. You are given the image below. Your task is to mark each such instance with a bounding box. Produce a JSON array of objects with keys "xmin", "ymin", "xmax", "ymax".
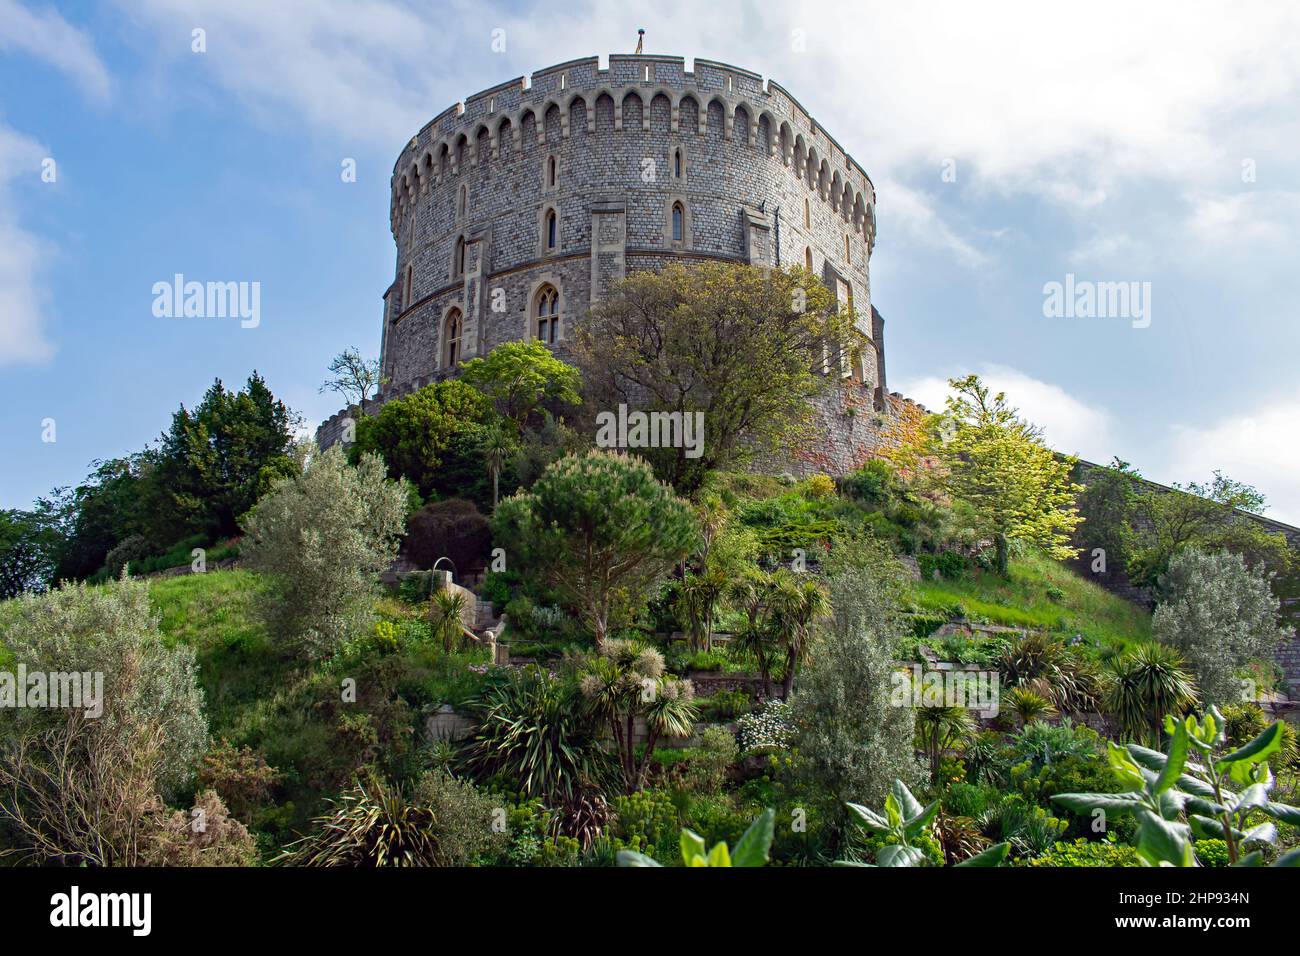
[{"xmin": 320, "ymin": 53, "xmax": 900, "ymax": 476}]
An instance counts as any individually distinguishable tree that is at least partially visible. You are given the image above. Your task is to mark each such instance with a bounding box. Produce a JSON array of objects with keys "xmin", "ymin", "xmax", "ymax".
[
  {"xmin": 769, "ymin": 569, "xmax": 832, "ymax": 700},
  {"xmin": 1073, "ymin": 457, "xmax": 1141, "ymax": 575},
  {"xmin": 0, "ymin": 509, "xmax": 57, "ymax": 597},
  {"xmin": 320, "ymin": 347, "xmax": 387, "ymax": 407},
  {"xmin": 573, "ymin": 262, "xmax": 853, "ymax": 490},
  {"xmin": 1105, "ymin": 642, "xmax": 1199, "ymax": 746},
  {"xmin": 153, "ymin": 372, "xmax": 299, "ymax": 540},
  {"xmin": 932, "ymin": 375, "xmax": 1082, "ymax": 575},
  {"xmin": 578, "ymin": 640, "xmax": 698, "ymax": 792},
  {"xmin": 791, "ymin": 539, "xmax": 919, "ymax": 836},
  {"xmin": 491, "ymin": 451, "xmax": 700, "ymax": 648},
  {"xmin": 401, "ymin": 498, "xmax": 491, "ymax": 577},
  {"xmin": 479, "ymin": 423, "xmax": 515, "ymax": 510},
  {"xmin": 350, "ymin": 378, "xmax": 499, "ymax": 503},
  {"xmin": 0, "ymin": 577, "xmax": 210, "ymax": 865},
  {"xmin": 241, "ymin": 443, "xmax": 410, "ymax": 659},
  {"xmin": 458, "ymin": 340, "xmax": 582, "ymax": 432},
  {"xmin": 1153, "ymin": 549, "xmax": 1289, "ymax": 708}
]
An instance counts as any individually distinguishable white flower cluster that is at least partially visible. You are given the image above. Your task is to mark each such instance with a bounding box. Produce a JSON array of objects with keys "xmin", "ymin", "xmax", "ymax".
[{"xmin": 736, "ymin": 699, "xmax": 795, "ymax": 753}]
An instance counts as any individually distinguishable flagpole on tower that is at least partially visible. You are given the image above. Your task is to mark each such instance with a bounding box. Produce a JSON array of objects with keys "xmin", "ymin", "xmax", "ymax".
[{"xmin": 635, "ymin": 28, "xmax": 644, "ymax": 54}]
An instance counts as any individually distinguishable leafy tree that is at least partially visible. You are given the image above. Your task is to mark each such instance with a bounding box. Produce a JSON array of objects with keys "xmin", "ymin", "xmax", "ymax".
[
  {"xmin": 932, "ymin": 375, "xmax": 1082, "ymax": 575},
  {"xmin": 0, "ymin": 509, "xmax": 58, "ymax": 597},
  {"xmin": 350, "ymin": 378, "xmax": 499, "ymax": 503},
  {"xmin": 769, "ymin": 569, "xmax": 831, "ymax": 700},
  {"xmin": 320, "ymin": 346, "xmax": 386, "ymax": 407},
  {"xmin": 153, "ymin": 372, "xmax": 299, "ymax": 540},
  {"xmin": 915, "ymin": 704, "xmax": 975, "ymax": 782},
  {"xmin": 578, "ymin": 640, "xmax": 698, "ymax": 792},
  {"xmin": 573, "ymin": 262, "xmax": 853, "ymax": 490},
  {"xmin": 1127, "ymin": 471, "xmax": 1292, "ymax": 592},
  {"xmin": 241, "ymin": 443, "xmax": 410, "ymax": 659},
  {"xmin": 1153, "ymin": 549, "xmax": 1289, "ymax": 708},
  {"xmin": 458, "ymin": 340, "xmax": 582, "ymax": 432},
  {"xmin": 1073, "ymin": 456, "xmax": 1141, "ymax": 575},
  {"xmin": 792, "ymin": 539, "xmax": 919, "ymax": 834},
  {"xmin": 492, "ymin": 451, "xmax": 700, "ymax": 648}
]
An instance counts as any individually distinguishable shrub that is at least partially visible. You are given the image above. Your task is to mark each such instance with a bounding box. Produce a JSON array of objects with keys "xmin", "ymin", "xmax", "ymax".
[
  {"xmin": 610, "ymin": 789, "xmax": 679, "ymax": 859},
  {"xmin": 461, "ymin": 667, "xmax": 613, "ymax": 802},
  {"xmin": 697, "ymin": 688, "xmax": 752, "ymax": 721},
  {"xmin": 1193, "ymin": 838, "xmax": 1230, "ymax": 867},
  {"xmin": 103, "ymin": 533, "xmax": 155, "ymax": 577},
  {"xmin": 241, "ymin": 442, "xmax": 409, "ymax": 659},
  {"xmin": 918, "ymin": 550, "xmax": 966, "ymax": 581},
  {"xmin": 1028, "ymin": 837, "xmax": 1141, "ymax": 867},
  {"xmin": 806, "ymin": 474, "xmax": 836, "ymax": 499},
  {"xmin": 402, "ymin": 498, "xmax": 491, "ymax": 576},
  {"xmin": 277, "ymin": 772, "xmax": 500, "ymax": 867},
  {"xmin": 198, "ymin": 740, "xmax": 279, "ymax": 823},
  {"xmin": 143, "ymin": 790, "xmax": 259, "ymax": 867},
  {"xmin": 737, "ymin": 699, "xmax": 795, "ymax": 753}
]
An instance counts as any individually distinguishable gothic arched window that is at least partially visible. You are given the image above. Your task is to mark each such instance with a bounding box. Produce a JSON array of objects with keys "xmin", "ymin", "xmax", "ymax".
[
  {"xmin": 534, "ymin": 284, "xmax": 560, "ymax": 344},
  {"xmin": 453, "ymin": 237, "xmax": 466, "ymax": 277},
  {"xmin": 804, "ymin": 246, "xmax": 814, "ymax": 273},
  {"xmin": 671, "ymin": 203, "xmax": 684, "ymax": 243},
  {"xmin": 443, "ymin": 308, "xmax": 462, "ymax": 368}
]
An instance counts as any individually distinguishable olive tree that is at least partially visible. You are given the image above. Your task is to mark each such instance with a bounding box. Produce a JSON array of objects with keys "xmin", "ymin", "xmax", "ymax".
[
  {"xmin": 1154, "ymin": 548, "xmax": 1290, "ymax": 708},
  {"xmin": 242, "ymin": 442, "xmax": 410, "ymax": 659}
]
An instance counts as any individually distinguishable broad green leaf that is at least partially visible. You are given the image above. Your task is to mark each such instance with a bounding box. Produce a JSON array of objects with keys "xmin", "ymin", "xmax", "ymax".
[
  {"xmin": 876, "ymin": 844, "xmax": 926, "ymax": 868},
  {"xmin": 1135, "ymin": 808, "xmax": 1194, "ymax": 867},
  {"xmin": 680, "ymin": 828, "xmax": 707, "ymax": 866},
  {"xmin": 731, "ymin": 808, "xmax": 774, "ymax": 868},
  {"xmin": 1260, "ymin": 801, "xmax": 1300, "ymax": 826},
  {"xmin": 954, "ymin": 842, "xmax": 1010, "ymax": 867},
  {"xmin": 1218, "ymin": 722, "xmax": 1282, "ymax": 769},
  {"xmin": 1241, "ymin": 822, "xmax": 1277, "ymax": 846},
  {"xmin": 903, "ymin": 800, "xmax": 941, "ymax": 836},
  {"xmin": 1051, "ymin": 792, "xmax": 1143, "ymax": 815},
  {"xmin": 706, "ymin": 842, "xmax": 731, "ymax": 867},
  {"xmin": 617, "ymin": 849, "xmax": 663, "ymax": 867},
  {"xmin": 1234, "ymin": 851, "xmax": 1263, "ymax": 867},
  {"xmin": 1274, "ymin": 847, "xmax": 1300, "ymax": 867},
  {"xmin": 1152, "ymin": 723, "xmax": 1189, "ymax": 795},
  {"xmin": 891, "ymin": 779, "xmax": 925, "ymax": 821},
  {"xmin": 846, "ymin": 802, "xmax": 889, "ymax": 832},
  {"xmin": 1108, "ymin": 743, "xmax": 1146, "ymax": 789}
]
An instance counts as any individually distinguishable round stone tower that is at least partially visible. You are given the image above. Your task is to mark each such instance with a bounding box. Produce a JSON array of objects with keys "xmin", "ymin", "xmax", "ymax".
[{"xmin": 321, "ymin": 53, "xmax": 905, "ymax": 475}]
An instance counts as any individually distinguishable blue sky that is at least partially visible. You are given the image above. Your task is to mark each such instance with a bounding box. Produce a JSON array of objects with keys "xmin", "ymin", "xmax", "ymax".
[{"xmin": 3, "ymin": 1, "xmax": 1300, "ymax": 521}]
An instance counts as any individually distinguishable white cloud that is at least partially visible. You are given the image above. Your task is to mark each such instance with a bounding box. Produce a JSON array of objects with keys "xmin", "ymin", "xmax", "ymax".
[
  {"xmin": 1166, "ymin": 399, "xmax": 1300, "ymax": 527},
  {"xmin": 0, "ymin": 124, "xmax": 55, "ymax": 365},
  {"xmin": 896, "ymin": 364, "xmax": 1114, "ymax": 460},
  {"xmin": 0, "ymin": 0, "xmax": 112, "ymax": 100}
]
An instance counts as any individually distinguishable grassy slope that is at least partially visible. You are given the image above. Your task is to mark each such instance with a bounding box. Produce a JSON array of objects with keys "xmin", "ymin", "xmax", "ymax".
[{"xmin": 909, "ymin": 550, "xmax": 1151, "ymax": 652}]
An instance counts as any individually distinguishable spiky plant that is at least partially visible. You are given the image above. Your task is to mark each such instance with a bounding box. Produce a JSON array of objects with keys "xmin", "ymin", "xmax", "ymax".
[
  {"xmin": 997, "ymin": 631, "xmax": 1102, "ymax": 712},
  {"xmin": 428, "ymin": 588, "xmax": 469, "ymax": 652},
  {"xmin": 914, "ymin": 704, "xmax": 974, "ymax": 782},
  {"xmin": 276, "ymin": 778, "xmax": 441, "ymax": 867},
  {"xmin": 1105, "ymin": 642, "xmax": 1199, "ymax": 746},
  {"xmin": 1004, "ymin": 686, "xmax": 1058, "ymax": 728},
  {"xmin": 768, "ymin": 570, "xmax": 832, "ymax": 699}
]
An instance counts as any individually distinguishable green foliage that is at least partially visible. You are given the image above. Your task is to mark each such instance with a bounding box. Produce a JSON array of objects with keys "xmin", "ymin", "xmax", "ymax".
[
  {"xmin": 1028, "ymin": 837, "xmax": 1141, "ymax": 867},
  {"xmin": 461, "ymin": 667, "xmax": 613, "ymax": 803},
  {"xmin": 1194, "ymin": 838, "xmax": 1231, "ymax": 867},
  {"xmin": 917, "ymin": 551, "xmax": 967, "ymax": 581},
  {"xmin": 1105, "ymin": 643, "xmax": 1200, "ymax": 746},
  {"xmin": 930, "ymin": 374, "xmax": 1082, "ymax": 575},
  {"xmin": 840, "ymin": 779, "xmax": 1009, "ymax": 867},
  {"xmin": 1153, "ymin": 548, "xmax": 1289, "ymax": 707},
  {"xmin": 574, "ymin": 262, "xmax": 852, "ymax": 490},
  {"xmin": 276, "ymin": 770, "xmax": 502, "ymax": 867},
  {"xmin": 154, "ymin": 372, "xmax": 299, "ymax": 542},
  {"xmin": 0, "ymin": 508, "xmax": 59, "ymax": 597},
  {"xmin": 578, "ymin": 639, "xmax": 698, "ymax": 791},
  {"xmin": 350, "ymin": 378, "xmax": 500, "ymax": 504},
  {"xmin": 428, "ymin": 588, "xmax": 469, "ymax": 653},
  {"xmin": 319, "ymin": 347, "xmax": 385, "ymax": 406},
  {"xmin": 458, "ymin": 340, "xmax": 582, "ymax": 431},
  {"xmin": 1052, "ymin": 709, "xmax": 1300, "ymax": 866},
  {"xmin": 610, "ymin": 788, "xmax": 680, "ymax": 859},
  {"xmin": 492, "ymin": 451, "xmax": 700, "ymax": 647},
  {"xmin": 241, "ymin": 443, "xmax": 409, "ymax": 659},
  {"xmin": 617, "ymin": 806, "xmax": 775, "ymax": 867},
  {"xmin": 402, "ymin": 498, "xmax": 491, "ymax": 576}
]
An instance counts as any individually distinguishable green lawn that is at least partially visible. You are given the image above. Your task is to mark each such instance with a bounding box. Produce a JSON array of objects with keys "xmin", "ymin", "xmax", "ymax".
[{"xmin": 909, "ymin": 550, "xmax": 1151, "ymax": 654}]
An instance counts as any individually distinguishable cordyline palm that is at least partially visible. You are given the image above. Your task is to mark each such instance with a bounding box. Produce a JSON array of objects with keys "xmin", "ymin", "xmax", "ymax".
[
  {"xmin": 727, "ymin": 568, "xmax": 782, "ymax": 699},
  {"xmin": 579, "ymin": 640, "xmax": 697, "ymax": 791},
  {"xmin": 1106, "ymin": 642, "xmax": 1199, "ymax": 746},
  {"xmin": 428, "ymin": 588, "xmax": 469, "ymax": 652},
  {"xmin": 916, "ymin": 704, "xmax": 974, "ymax": 782},
  {"xmin": 675, "ymin": 569, "xmax": 727, "ymax": 652},
  {"xmin": 480, "ymin": 425, "xmax": 513, "ymax": 510},
  {"xmin": 768, "ymin": 570, "xmax": 832, "ymax": 700},
  {"xmin": 1003, "ymin": 686, "xmax": 1057, "ymax": 729}
]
